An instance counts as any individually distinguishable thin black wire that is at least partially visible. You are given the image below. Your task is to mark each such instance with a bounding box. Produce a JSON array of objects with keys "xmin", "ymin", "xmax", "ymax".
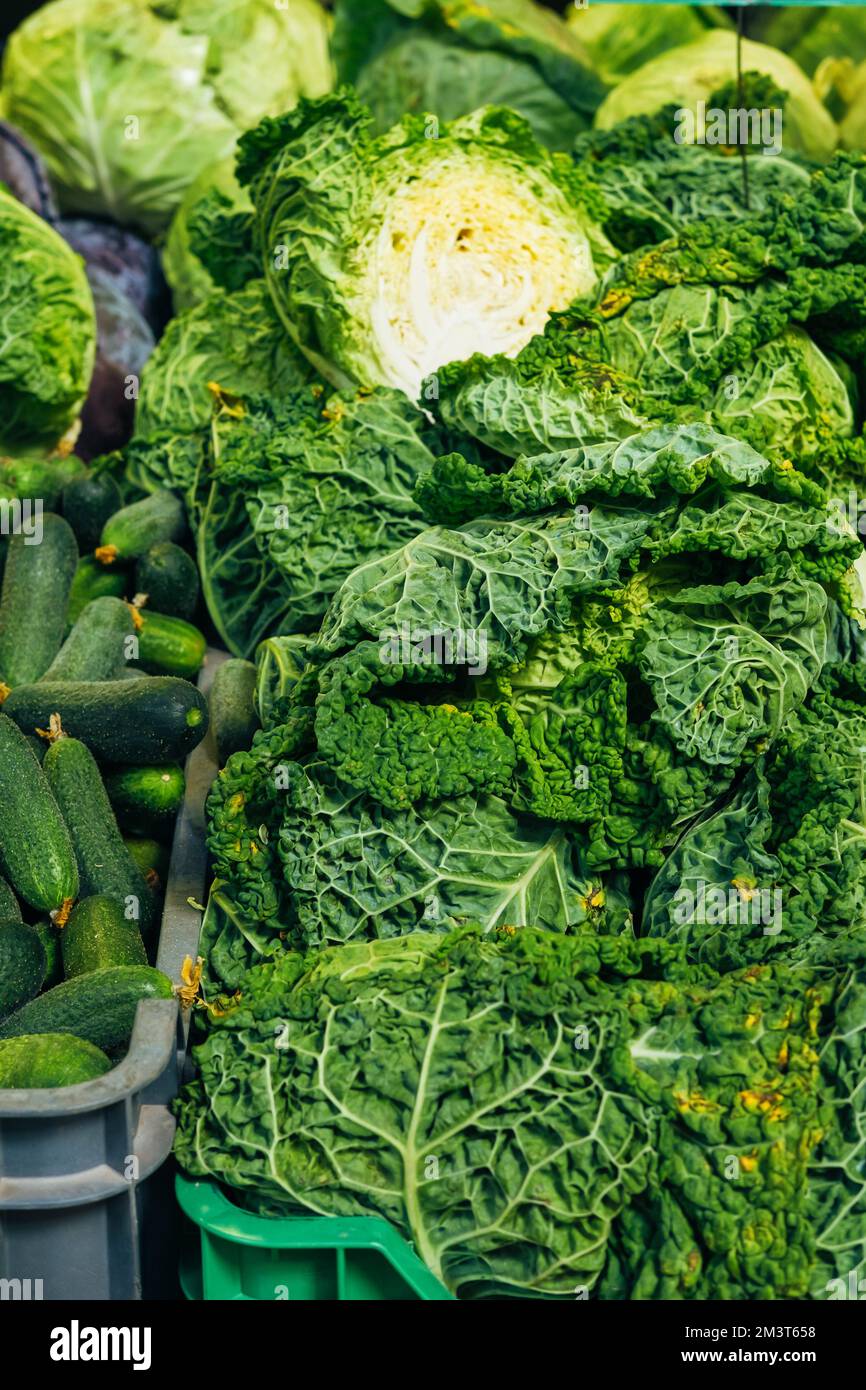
[{"xmin": 737, "ymin": 6, "xmax": 751, "ymax": 211}]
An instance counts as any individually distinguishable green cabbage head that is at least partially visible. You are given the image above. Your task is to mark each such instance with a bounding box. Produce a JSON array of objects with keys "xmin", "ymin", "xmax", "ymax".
[
  {"xmin": 0, "ymin": 0, "xmax": 334, "ymax": 234},
  {"xmin": 568, "ymin": 2, "xmax": 718, "ymax": 85},
  {"xmin": 239, "ymin": 92, "xmax": 615, "ymax": 400},
  {"xmin": 0, "ymin": 188, "xmax": 95, "ymax": 452},
  {"xmin": 595, "ymin": 31, "xmax": 838, "ymax": 162}
]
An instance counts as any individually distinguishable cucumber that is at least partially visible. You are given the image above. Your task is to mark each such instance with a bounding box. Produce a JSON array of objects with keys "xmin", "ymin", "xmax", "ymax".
[
  {"xmin": 132, "ymin": 609, "xmax": 206, "ymax": 679},
  {"xmin": 0, "ymin": 714, "xmax": 79, "ymax": 918},
  {"xmin": 0, "ymin": 1033, "xmax": 111, "ymax": 1088},
  {"xmin": 0, "ymin": 455, "xmax": 86, "ymax": 509},
  {"xmin": 210, "ymin": 658, "xmax": 259, "ymax": 763},
  {"xmin": 0, "ymin": 515, "xmax": 79, "ymax": 686},
  {"xmin": 0, "ymin": 920, "xmax": 46, "ymax": 1018},
  {"xmin": 105, "ymin": 764, "xmax": 185, "ymax": 831},
  {"xmin": 4, "ymin": 677, "xmax": 209, "ymax": 763},
  {"xmin": 28, "ymin": 920, "xmax": 61, "ymax": 985},
  {"xmin": 42, "ymin": 597, "xmax": 135, "ymax": 682},
  {"xmin": 134, "ymin": 542, "xmax": 200, "ymax": 620},
  {"xmin": 62, "ymin": 895, "xmax": 147, "ymax": 978},
  {"xmin": 67, "ymin": 557, "xmax": 127, "ymax": 627},
  {"xmin": 124, "ymin": 837, "xmax": 170, "ymax": 889},
  {"xmin": 42, "ymin": 735, "xmax": 157, "ymax": 936},
  {"xmin": 96, "ymin": 491, "xmax": 185, "ymax": 566},
  {"xmin": 0, "ymin": 874, "xmax": 22, "ymax": 922},
  {"xmin": 0, "ymin": 965, "xmax": 174, "ymax": 1049},
  {"xmin": 61, "ymin": 471, "xmax": 123, "ymax": 551}
]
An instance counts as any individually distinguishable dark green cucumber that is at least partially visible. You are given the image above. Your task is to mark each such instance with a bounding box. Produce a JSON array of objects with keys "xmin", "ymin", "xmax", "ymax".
[
  {"xmin": 134, "ymin": 542, "xmax": 200, "ymax": 620},
  {"xmin": 62, "ymin": 895, "xmax": 147, "ymax": 978},
  {"xmin": 124, "ymin": 837, "xmax": 170, "ymax": 890},
  {"xmin": 42, "ymin": 597, "xmax": 135, "ymax": 682},
  {"xmin": 42, "ymin": 735, "xmax": 156, "ymax": 936},
  {"xmin": 105, "ymin": 764, "xmax": 185, "ymax": 831},
  {"xmin": 61, "ymin": 471, "xmax": 123, "ymax": 551},
  {"xmin": 0, "ymin": 874, "xmax": 22, "ymax": 922},
  {"xmin": 0, "ymin": 966, "xmax": 174, "ymax": 1049},
  {"xmin": 96, "ymin": 491, "xmax": 185, "ymax": 565},
  {"xmin": 0, "ymin": 515, "xmax": 79, "ymax": 686},
  {"xmin": 0, "ymin": 920, "xmax": 46, "ymax": 1018},
  {"xmin": 131, "ymin": 609, "xmax": 206, "ymax": 679},
  {"xmin": 4, "ymin": 677, "xmax": 209, "ymax": 763},
  {"xmin": 66, "ymin": 557, "xmax": 127, "ymax": 627},
  {"xmin": 29, "ymin": 921, "xmax": 61, "ymax": 985},
  {"xmin": 0, "ymin": 1033, "xmax": 111, "ymax": 1088},
  {"xmin": 211, "ymin": 658, "xmax": 259, "ymax": 763},
  {"xmin": 0, "ymin": 715, "xmax": 79, "ymax": 917},
  {"xmin": 0, "ymin": 455, "xmax": 86, "ymax": 509}
]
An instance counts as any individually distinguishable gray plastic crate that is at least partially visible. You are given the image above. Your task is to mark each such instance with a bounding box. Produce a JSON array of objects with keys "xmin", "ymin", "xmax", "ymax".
[{"xmin": 0, "ymin": 651, "xmax": 225, "ymax": 1301}]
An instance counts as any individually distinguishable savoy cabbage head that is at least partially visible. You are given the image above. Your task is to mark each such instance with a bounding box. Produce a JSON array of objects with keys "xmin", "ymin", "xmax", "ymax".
[
  {"xmin": 568, "ymin": 2, "xmax": 722, "ymax": 85},
  {"xmin": 0, "ymin": 0, "xmax": 333, "ymax": 233},
  {"xmin": 175, "ymin": 922, "xmax": 866, "ymax": 1300},
  {"xmin": 0, "ymin": 186, "xmax": 95, "ymax": 453},
  {"xmin": 332, "ymin": 0, "xmax": 606, "ymax": 152},
  {"xmin": 201, "ymin": 424, "xmax": 862, "ymax": 990},
  {"xmin": 434, "ymin": 153, "xmax": 866, "ymax": 461},
  {"xmin": 236, "ymin": 91, "xmax": 615, "ymax": 400}
]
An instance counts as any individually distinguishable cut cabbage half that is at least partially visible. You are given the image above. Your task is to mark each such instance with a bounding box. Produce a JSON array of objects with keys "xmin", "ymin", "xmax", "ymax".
[
  {"xmin": 243, "ymin": 96, "xmax": 614, "ymax": 401},
  {"xmin": 363, "ymin": 151, "xmax": 601, "ymax": 399}
]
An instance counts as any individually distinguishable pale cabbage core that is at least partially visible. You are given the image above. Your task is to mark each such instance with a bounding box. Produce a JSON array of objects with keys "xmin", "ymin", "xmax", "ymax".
[{"xmin": 359, "ymin": 154, "xmax": 598, "ymax": 400}]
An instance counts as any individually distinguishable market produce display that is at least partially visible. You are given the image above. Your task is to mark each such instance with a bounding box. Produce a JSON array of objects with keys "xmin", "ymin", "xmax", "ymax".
[
  {"xmin": 0, "ymin": 468, "xmax": 209, "ymax": 1079},
  {"xmin": 2, "ymin": 0, "xmax": 866, "ymax": 1302}
]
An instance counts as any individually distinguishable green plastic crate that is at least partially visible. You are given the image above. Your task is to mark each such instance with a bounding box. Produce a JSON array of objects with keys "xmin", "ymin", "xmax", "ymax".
[{"xmin": 176, "ymin": 1174, "xmax": 454, "ymax": 1301}]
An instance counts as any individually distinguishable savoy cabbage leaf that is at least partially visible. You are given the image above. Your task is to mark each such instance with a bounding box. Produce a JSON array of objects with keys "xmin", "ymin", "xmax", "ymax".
[
  {"xmin": 640, "ymin": 567, "xmax": 829, "ymax": 766},
  {"xmin": 574, "ymin": 111, "xmax": 811, "ymax": 253},
  {"xmin": 314, "ymin": 504, "xmax": 653, "ymax": 665},
  {"xmin": 175, "ymin": 923, "xmax": 858, "ymax": 1300},
  {"xmin": 215, "ymin": 390, "xmax": 436, "ymax": 638},
  {"xmin": 134, "ymin": 280, "xmax": 317, "ymax": 458},
  {"xmin": 644, "ymin": 663, "xmax": 866, "ymax": 969},
  {"xmin": 206, "ymin": 739, "xmax": 629, "ymax": 983},
  {"xmin": 161, "ymin": 155, "xmax": 254, "ymax": 312}
]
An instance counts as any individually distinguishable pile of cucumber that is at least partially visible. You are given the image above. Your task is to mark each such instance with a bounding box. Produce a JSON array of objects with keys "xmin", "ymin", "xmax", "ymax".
[{"xmin": 0, "ymin": 460, "xmax": 212, "ymax": 1089}]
